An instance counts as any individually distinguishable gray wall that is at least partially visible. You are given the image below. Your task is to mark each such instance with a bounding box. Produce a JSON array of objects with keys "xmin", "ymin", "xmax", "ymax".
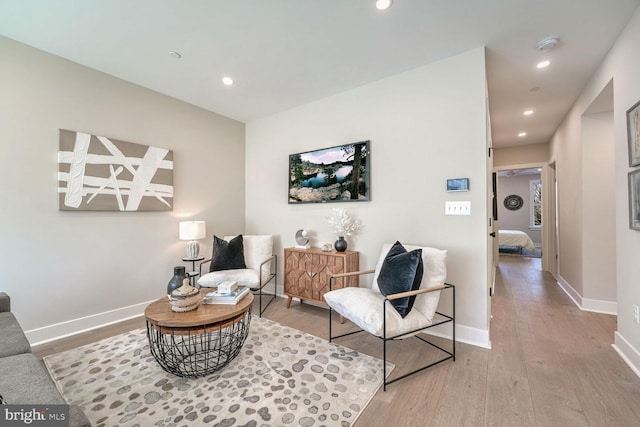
[{"xmin": 0, "ymin": 37, "xmax": 246, "ymax": 342}]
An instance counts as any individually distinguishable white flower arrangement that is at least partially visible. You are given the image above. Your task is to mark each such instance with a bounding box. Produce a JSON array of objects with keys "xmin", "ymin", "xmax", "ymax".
[{"xmin": 327, "ymin": 208, "xmax": 362, "ymax": 237}]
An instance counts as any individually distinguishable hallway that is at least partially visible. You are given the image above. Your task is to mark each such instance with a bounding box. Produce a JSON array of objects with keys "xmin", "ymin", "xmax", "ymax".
[{"xmin": 489, "ymin": 255, "xmax": 640, "ymax": 426}]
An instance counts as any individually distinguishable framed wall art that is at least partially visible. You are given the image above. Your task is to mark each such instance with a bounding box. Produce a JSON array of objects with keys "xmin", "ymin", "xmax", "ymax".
[
  {"xmin": 288, "ymin": 140, "xmax": 369, "ymax": 204},
  {"xmin": 627, "ymin": 99, "xmax": 640, "ymax": 167},
  {"xmin": 629, "ymin": 169, "xmax": 640, "ymax": 231},
  {"xmin": 504, "ymin": 194, "xmax": 524, "ymax": 211},
  {"xmin": 58, "ymin": 129, "xmax": 174, "ymax": 211}
]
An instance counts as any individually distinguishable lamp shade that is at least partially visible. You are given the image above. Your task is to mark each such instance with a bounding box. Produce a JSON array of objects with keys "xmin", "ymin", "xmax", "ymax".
[{"xmin": 179, "ymin": 221, "xmax": 206, "ymax": 241}]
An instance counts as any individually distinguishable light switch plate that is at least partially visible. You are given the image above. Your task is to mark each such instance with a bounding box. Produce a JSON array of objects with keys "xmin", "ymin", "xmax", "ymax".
[{"xmin": 445, "ymin": 201, "xmax": 471, "ymax": 215}]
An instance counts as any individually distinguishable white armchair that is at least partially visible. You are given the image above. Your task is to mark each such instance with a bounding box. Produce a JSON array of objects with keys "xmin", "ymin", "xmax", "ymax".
[
  {"xmin": 324, "ymin": 242, "xmax": 455, "ymax": 390},
  {"xmin": 198, "ymin": 235, "xmax": 277, "ymax": 316}
]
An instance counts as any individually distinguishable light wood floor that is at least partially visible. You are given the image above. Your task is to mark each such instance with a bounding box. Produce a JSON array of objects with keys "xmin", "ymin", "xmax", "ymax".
[{"xmin": 33, "ymin": 256, "xmax": 640, "ymax": 426}]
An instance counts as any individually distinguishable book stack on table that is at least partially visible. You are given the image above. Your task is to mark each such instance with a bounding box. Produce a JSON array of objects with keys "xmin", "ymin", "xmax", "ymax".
[{"xmin": 204, "ymin": 282, "xmax": 249, "ymax": 305}]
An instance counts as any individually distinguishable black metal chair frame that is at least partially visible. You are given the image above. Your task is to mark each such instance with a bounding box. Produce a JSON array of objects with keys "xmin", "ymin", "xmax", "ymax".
[
  {"xmin": 199, "ymin": 254, "xmax": 277, "ymax": 317},
  {"xmin": 328, "ymin": 272, "xmax": 455, "ymax": 391}
]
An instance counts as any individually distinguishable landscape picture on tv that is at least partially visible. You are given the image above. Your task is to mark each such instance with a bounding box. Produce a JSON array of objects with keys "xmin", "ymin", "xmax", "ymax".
[{"xmin": 289, "ymin": 140, "xmax": 370, "ymax": 204}]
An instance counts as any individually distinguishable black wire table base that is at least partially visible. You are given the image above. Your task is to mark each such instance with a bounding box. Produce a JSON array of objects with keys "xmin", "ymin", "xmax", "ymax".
[{"xmin": 146, "ymin": 309, "xmax": 251, "ymax": 378}]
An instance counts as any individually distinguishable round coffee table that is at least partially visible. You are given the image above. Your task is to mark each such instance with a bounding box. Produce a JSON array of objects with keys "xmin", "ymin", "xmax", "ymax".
[{"xmin": 144, "ymin": 290, "xmax": 253, "ymax": 377}]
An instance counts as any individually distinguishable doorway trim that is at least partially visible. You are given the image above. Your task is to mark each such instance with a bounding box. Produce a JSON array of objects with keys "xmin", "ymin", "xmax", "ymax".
[{"xmin": 493, "ymin": 161, "xmax": 552, "ymax": 271}]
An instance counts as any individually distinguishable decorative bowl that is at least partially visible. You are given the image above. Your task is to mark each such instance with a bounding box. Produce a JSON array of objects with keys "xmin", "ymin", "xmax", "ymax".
[{"xmin": 169, "ymin": 279, "xmax": 201, "ymax": 312}]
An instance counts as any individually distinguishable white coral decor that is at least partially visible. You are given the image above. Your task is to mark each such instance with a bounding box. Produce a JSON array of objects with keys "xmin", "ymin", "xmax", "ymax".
[{"xmin": 327, "ymin": 208, "xmax": 362, "ymax": 237}]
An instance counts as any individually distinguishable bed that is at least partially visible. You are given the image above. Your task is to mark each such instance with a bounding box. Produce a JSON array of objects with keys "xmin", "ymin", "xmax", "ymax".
[{"xmin": 498, "ymin": 229, "xmax": 535, "ymax": 253}]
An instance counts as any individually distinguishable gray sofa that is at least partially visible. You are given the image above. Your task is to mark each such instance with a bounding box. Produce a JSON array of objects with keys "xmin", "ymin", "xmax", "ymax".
[{"xmin": 0, "ymin": 292, "xmax": 91, "ymax": 426}]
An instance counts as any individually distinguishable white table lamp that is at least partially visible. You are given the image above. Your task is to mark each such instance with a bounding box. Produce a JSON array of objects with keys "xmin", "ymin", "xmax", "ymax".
[{"xmin": 179, "ymin": 221, "xmax": 206, "ymax": 259}]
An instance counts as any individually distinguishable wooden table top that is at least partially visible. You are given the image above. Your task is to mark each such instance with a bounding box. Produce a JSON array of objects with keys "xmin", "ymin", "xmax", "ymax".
[{"xmin": 144, "ymin": 289, "xmax": 253, "ymax": 328}]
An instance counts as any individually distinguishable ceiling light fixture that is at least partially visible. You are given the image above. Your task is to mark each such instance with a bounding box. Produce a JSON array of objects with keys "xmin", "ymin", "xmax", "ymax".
[
  {"xmin": 169, "ymin": 51, "xmax": 182, "ymax": 59},
  {"xmin": 518, "ymin": 132, "xmax": 527, "ymax": 137},
  {"xmin": 222, "ymin": 76, "xmax": 234, "ymax": 86},
  {"xmin": 537, "ymin": 60, "xmax": 550, "ymax": 69},
  {"xmin": 375, "ymin": 0, "xmax": 392, "ymax": 10},
  {"xmin": 523, "ymin": 109, "xmax": 534, "ymax": 116}
]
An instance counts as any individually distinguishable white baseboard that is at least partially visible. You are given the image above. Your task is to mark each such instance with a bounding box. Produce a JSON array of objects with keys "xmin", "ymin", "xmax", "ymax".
[
  {"xmin": 26, "ymin": 292, "xmax": 491, "ymax": 350},
  {"xmin": 557, "ymin": 276, "xmax": 582, "ymax": 306},
  {"xmin": 25, "ymin": 299, "xmax": 153, "ymax": 346},
  {"xmin": 583, "ymin": 298, "xmax": 618, "ymax": 315},
  {"xmin": 424, "ymin": 322, "xmax": 491, "ymax": 349},
  {"xmin": 557, "ymin": 276, "xmax": 617, "ymax": 315},
  {"xmin": 278, "ymin": 292, "xmax": 491, "ymax": 348},
  {"xmin": 613, "ymin": 331, "xmax": 640, "ymax": 379}
]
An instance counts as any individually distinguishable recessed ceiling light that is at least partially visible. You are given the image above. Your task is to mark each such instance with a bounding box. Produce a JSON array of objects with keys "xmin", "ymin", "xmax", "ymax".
[
  {"xmin": 518, "ymin": 132, "xmax": 527, "ymax": 137},
  {"xmin": 537, "ymin": 60, "xmax": 550, "ymax": 69},
  {"xmin": 169, "ymin": 51, "xmax": 182, "ymax": 59},
  {"xmin": 523, "ymin": 109, "xmax": 534, "ymax": 116},
  {"xmin": 375, "ymin": 0, "xmax": 392, "ymax": 10},
  {"xmin": 222, "ymin": 77, "xmax": 234, "ymax": 86}
]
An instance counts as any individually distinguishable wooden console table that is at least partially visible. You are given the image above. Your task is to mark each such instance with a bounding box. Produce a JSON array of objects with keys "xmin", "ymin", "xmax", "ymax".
[{"xmin": 283, "ymin": 247, "xmax": 359, "ymax": 308}]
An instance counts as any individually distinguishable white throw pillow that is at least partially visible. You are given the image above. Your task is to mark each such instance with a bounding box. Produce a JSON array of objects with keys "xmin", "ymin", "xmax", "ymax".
[
  {"xmin": 225, "ymin": 235, "xmax": 273, "ymax": 278},
  {"xmin": 371, "ymin": 243, "xmax": 447, "ymax": 321},
  {"xmin": 324, "ymin": 287, "xmax": 432, "ymax": 338}
]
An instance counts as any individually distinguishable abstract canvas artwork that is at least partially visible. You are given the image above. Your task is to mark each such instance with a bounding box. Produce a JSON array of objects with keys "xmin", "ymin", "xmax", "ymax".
[{"xmin": 58, "ymin": 130, "xmax": 173, "ymax": 211}]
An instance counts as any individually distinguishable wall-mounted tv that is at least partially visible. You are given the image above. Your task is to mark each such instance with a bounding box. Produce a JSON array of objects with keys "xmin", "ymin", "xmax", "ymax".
[{"xmin": 289, "ymin": 140, "xmax": 370, "ymax": 204}]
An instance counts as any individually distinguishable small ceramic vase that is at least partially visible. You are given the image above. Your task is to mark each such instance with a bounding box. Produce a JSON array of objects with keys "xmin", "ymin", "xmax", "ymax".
[
  {"xmin": 334, "ymin": 236, "xmax": 348, "ymax": 252},
  {"xmin": 167, "ymin": 266, "xmax": 188, "ymax": 295}
]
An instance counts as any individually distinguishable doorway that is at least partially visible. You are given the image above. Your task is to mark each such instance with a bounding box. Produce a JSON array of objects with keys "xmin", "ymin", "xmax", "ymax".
[{"xmin": 495, "ymin": 165, "xmax": 544, "ymax": 268}]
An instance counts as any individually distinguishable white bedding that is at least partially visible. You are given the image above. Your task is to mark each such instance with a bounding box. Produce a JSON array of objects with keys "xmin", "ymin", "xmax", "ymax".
[{"xmin": 498, "ymin": 229, "xmax": 535, "ymax": 251}]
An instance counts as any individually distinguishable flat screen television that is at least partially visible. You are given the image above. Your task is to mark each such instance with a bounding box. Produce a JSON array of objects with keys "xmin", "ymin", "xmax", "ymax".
[{"xmin": 288, "ymin": 140, "xmax": 370, "ymax": 204}]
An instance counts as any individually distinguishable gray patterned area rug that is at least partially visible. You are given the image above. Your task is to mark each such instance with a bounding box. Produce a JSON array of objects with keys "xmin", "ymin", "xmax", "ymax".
[{"xmin": 43, "ymin": 317, "xmax": 392, "ymax": 427}]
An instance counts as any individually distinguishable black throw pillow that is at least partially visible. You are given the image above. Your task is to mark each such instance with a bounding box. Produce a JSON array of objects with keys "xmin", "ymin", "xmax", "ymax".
[
  {"xmin": 377, "ymin": 241, "xmax": 424, "ymax": 318},
  {"xmin": 210, "ymin": 235, "xmax": 247, "ymax": 272}
]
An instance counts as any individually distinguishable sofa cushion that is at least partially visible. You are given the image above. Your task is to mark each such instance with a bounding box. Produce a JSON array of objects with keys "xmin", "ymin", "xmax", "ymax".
[
  {"xmin": 0, "ymin": 353, "xmax": 66, "ymax": 404},
  {"xmin": 0, "ymin": 312, "xmax": 31, "ymax": 357},
  {"xmin": 0, "ymin": 353, "xmax": 91, "ymax": 426},
  {"xmin": 0, "ymin": 292, "xmax": 10, "ymax": 313}
]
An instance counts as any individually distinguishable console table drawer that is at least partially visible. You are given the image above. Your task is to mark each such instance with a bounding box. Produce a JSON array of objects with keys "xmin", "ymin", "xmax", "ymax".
[{"xmin": 284, "ymin": 247, "xmax": 359, "ymax": 307}]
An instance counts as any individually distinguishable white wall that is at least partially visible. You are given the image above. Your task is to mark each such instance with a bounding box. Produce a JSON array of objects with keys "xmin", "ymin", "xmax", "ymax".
[
  {"xmin": 245, "ymin": 48, "xmax": 491, "ymax": 347},
  {"xmin": 0, "ymin": 37, "xmax": 246, "ymax": 343},
  {"xmin": 582, "ymin": 110, "xmax": 616, "ymax": 309},
  {"xmin": 549, "ymin": 7, "xmax": 640, "ymax": 374},
  {"xmin": 497, "ymin": 174, "xmax": 541, "ymax": 244}
]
